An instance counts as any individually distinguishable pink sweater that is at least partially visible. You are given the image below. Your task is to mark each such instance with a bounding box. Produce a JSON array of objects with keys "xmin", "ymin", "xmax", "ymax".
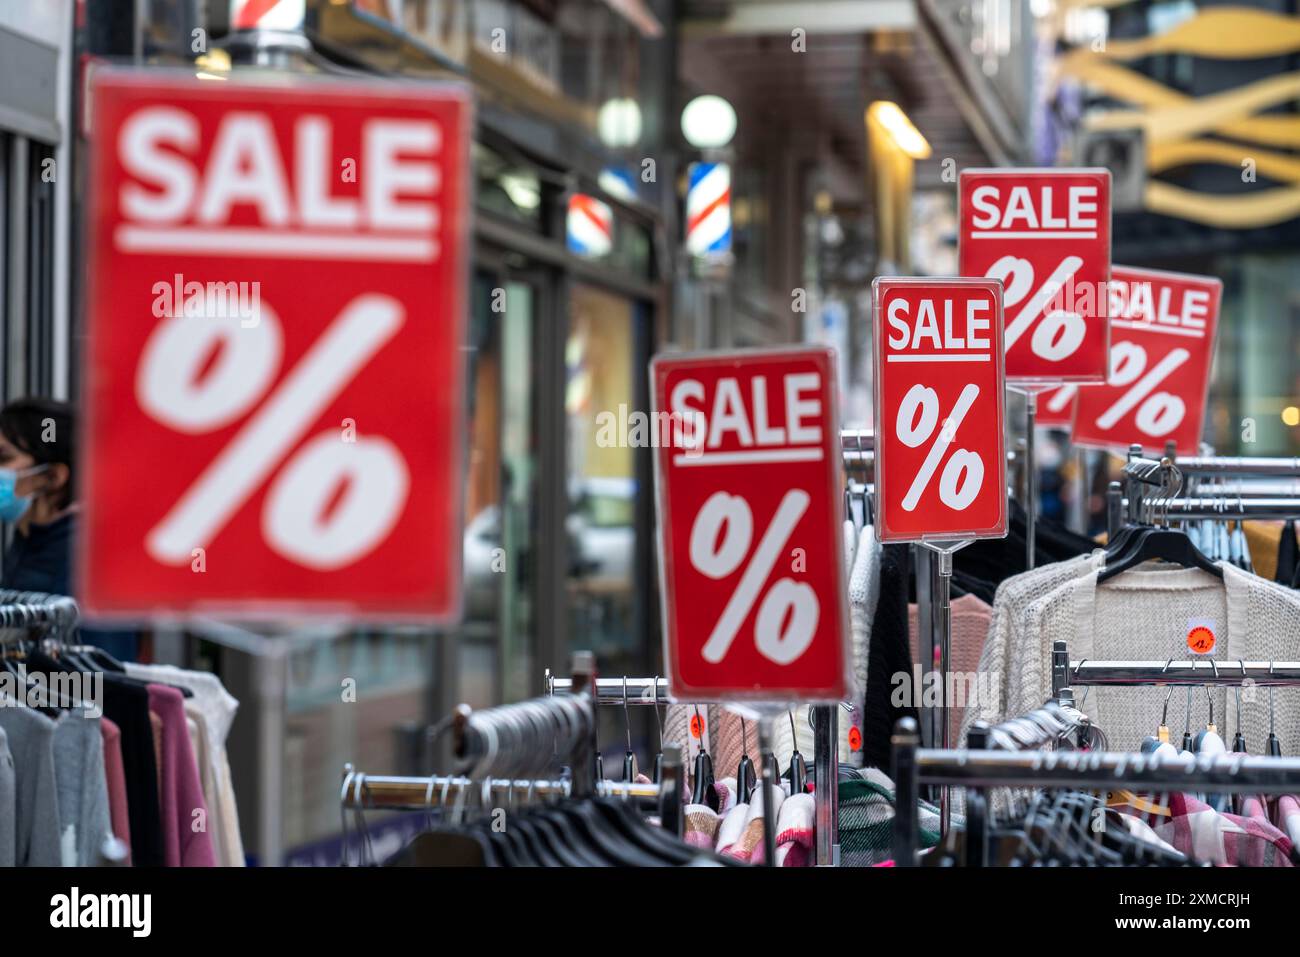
[{"xmin": 147, "ymin": 685, "xmax": 216, "ymax": 867}]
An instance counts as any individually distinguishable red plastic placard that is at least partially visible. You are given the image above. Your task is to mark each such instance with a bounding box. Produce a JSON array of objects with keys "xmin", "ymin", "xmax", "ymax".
[
  {"xmin": 873, "ymin": 278, "xmax": 1008, "ymax": 544},
  {"xmin": 80, "ymin": 70, "xmax": 470, "ymax": 620},
  {"xmin": 959, "ymin": 168, "xmax": 1112, "ymax": 384},
  {"xmin": 651, "ymin": 347, "xmax": 850, "ymax": 701},
  {"xmin": 1071, "ymin": 266, "xmax": 1222, "ymax": 456}
]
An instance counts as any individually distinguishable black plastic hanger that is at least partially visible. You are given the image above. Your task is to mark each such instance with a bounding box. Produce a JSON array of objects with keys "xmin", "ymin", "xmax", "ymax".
[
  {"xmin": 619, "ymin": 678, "xmax": 637, "ymax": 782},
  {"xmin": 736, "ymin": 716, "xmax": 756, "ymax": 803},
  {"xmin": 786, "ymin": 710, "xmax": 807, "ymax": 794},
  {"xmin": 1098, "ymin": 526, "xmax": 1222, "ymax": 584},
  {"xmin": 689, "ymin": 706, "xmax": 717, "ymax": 808}
]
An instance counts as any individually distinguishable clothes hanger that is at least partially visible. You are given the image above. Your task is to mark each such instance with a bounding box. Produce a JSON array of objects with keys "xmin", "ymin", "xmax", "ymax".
[
  {"xmin": 737, "ymin": 716, "xmax": 756, "ymax": 803},
  {"xmin": 786, "ymin": 710, "xmax": 807, "ymax": 795},
  {"xmin": 689, "ymin": 705, "xmax": 717, "ymax": 809},
  {"xmin": 651, "ymin": 675, "xmax": 664, "ymax": 784},
  {"xmin": 1104, "ymin": 461, "xmax": 1222, "ymax": 580},
  {"xmin": 620, "ymin": 678, "xmax": 637, "ymax": 782},
  {"xmin": 1267, "ymin": 686, "xmax": 1283, "ymax": 756}
]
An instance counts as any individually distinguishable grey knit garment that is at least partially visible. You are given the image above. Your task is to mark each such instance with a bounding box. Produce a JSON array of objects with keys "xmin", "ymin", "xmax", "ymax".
[
  {"xmin": 847, "ymin": 525, "xmax": 882, "ymax": 760},
  {"xmin": 52, "ymin": 712, "xmax": 112, "ymax": 866},
  {"xmin": 1017, "ymin": 561, "xmax": 1300, "ymax": 752},
  {"xmin": 0, "ymin": 705, "xmax": 61, "ymax": 866},
  {"xmin": 0, "ymin": 727, "xmax": 14, "ymax": 867},
  {"xmin": 959, "ymin": 552, "xmax": 1102, "ymax": 747}
]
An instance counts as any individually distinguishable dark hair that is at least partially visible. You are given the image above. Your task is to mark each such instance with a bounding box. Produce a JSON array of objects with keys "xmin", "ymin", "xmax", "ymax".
[{"xmin": 0, "ymin": 397, "xmax": 75, "ymax": 509}]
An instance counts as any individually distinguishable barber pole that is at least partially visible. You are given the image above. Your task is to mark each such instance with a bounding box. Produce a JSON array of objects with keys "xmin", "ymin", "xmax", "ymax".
[
  {"xmin": 685, "ymin": 162, "xmax": 731, "ymax": 258},
  {"xmin": 567, "ymin": 193, "xmax": 614, "ymax": 258},
  {"xmin": 230, "ymin": 0, "xmax": 305, "ymax": 31}
]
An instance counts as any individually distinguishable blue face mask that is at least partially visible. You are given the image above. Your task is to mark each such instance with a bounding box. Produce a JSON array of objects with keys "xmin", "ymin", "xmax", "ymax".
[{"xmin": 0, "ymin": 465, "xmax": 49, "ymax": 523}]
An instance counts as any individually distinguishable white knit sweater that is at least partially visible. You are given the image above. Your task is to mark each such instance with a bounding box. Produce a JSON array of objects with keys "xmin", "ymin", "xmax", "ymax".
[
  {"xmin": 959, "ymin": 552, "xmax": 1103, "ymax": 746},
  {"xmin": 1014, "ymin": 561, "xmax": 1300, "ymax": 752}
]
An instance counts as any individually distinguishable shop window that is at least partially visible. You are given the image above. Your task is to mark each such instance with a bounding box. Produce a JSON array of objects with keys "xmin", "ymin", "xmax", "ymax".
[
  {"xmin": 564, "ymin": 282, "xmax": 640, "ymax": 668},
  {"xmin": 474, "ymin": 143, "xmax": 545, "ymax": 230}
]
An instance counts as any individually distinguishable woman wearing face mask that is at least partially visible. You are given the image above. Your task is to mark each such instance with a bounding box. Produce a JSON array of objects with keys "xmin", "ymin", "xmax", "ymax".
[{"xmin": 0, "ymin": 397, "xmax": 138, "ymax": 661}]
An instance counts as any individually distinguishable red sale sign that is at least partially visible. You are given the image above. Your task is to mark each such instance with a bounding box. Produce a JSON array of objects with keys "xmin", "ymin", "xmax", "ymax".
[
  {"xmin": 651, "ymin": 348, "xmax": 850, "ymax": 701},
  {"xmin": 1036, "ymin": 385, "xmax": 1077, "ymax": 428},
  {"xmin": 873, "ymin": 278, "xmax": 1008, "ymax": 543},
  {"xmin": 959, "ymin": 168, "xmax": 1111, "ymax": 384},
  {"xmin": 81, "ymin": 71, "xmax": 470, "ymax": 619},
  {"xmin": 1071, "ymin": 266, "xmax": 1221, "ymax": 455}
]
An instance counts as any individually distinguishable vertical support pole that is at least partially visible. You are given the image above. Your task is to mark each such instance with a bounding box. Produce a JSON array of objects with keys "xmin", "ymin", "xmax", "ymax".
[
  {"xmin": 256, "ymin": 642, "xmax": 288, "ymax": 867},
  {"xmin": 935, "ymin": 546, "xmax": 954, "ymax": 836},
  {"xmin": 1025, "ymin": 390, "xmax": 1038, "ymax": 570},
  {"xmin": 891, "ymin": 717, "xmax": 920, "ymax": 866},
  {"xmin": 914, "ymin": 545, "xmax": 934, "ymax": 748},
  {"xmin": 1126, "ymin": 444, "xmax": 1144, "ymax": 525},
  {"xmin": 813, "ymin": 704, "xmax": 839, "ymax": 866},
  {"xmin": 964, "ymin": 722, "xmax": 989, "ymax": 868},
  {"xmin": 1052, "ymin": 639, "xmax": 1070, "ymax": 701},
  {"xmin": 757, "ymin": 715, "xmax": 778, "ymax": 867},
  {"xmin": 1107, "ymin": 481, "xmax": 1123, "ymax": 540}
]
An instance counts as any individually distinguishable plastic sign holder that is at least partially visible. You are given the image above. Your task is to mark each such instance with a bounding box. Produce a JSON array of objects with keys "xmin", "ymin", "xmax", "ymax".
[{"xmin": 873, "ymin": 277, "xmax": 1010, "ymax": 833}]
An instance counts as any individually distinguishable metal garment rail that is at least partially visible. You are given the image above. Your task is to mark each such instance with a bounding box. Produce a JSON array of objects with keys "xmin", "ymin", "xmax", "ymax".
[
  {"xmin": 1167, "ymin": 455, "xmax": 1300, "ymax": 476},
  {"xmin": 547, "ymin": 674, "xmax": 840, "ymax": 867},
  {"xmin": 339, "ymin": 771, "xmax": 663, "ymax": 809},
  {"xmin": 890, "ymin": 716, "xmax": 1300, "ymax": 865},
  {"xmin": 1107, "ymin": 490, "xmax": 1300, "ymax": 530},
  {"xmin": 1048, "ymin": 639, "xmax": 1300, "ymax": 696}
]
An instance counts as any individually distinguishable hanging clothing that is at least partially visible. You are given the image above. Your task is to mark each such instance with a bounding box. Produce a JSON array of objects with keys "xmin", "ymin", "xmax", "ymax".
[
  {"xmin": 906, "ymin": 593, "xmax": 993, "ymax": 746},
  {"xmin": 1245, "ymin": 520, "xmax": 1284, "ymax": 582},
  {"xmin": 0, "ymin": 704, "xmax": 62, "ymax": 866},
  {"xmin": 125, "ymin": 663, "xmax": 244, "ymax": 866},
  {"xmin": 846, "ymin": 524, "xmax": 881, "ymax": 767},
  {"xmin": 984, "ymin": 561, "xmax": 1300, "ymax": 752},
  {"xmin": 147, "ymin": 684, "xmax": 216, "ymax": 867},
  {"xmin": 1113, "ymin": 791, "xmax": 1297, "ymax": 867},
  {"xmin": 837, "ymin": 767, "xmax": 957, "ymax": 867},
  {"xmin": 52, "ymin": 711, "xmax": 113, "ymax": 866},
  {"xmin": 102, "ymin": 676, "xmax": 165, "ymax": 867},
  {"xmin": 100, "ymin": 717, "xmax": 131, "ymax": 864},
  {"xmin": 774, "ymin": 791, "xmax": 815, "ymax": 866},
  {"xmin": 861, "ymin": 543, "xmax": 918, "ymax": 770},
  {"xmin": 1276, "ymin": 521, "xmax": 1299, "ymax": 587},
  {"xmin": 0, "ymin": 726, "xmax": 15, "ymax": 867},
  {"xmin": 959, "ymin": 552, "xmax": 1104, "ymax": 748}
]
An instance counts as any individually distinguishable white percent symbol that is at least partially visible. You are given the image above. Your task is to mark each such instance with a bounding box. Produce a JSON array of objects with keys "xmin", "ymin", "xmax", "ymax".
[
  {"xmin": 896, "ymin": 383, "xmax": 984, "ymax": 512},
  {"xmin": 138, "ymin": 292, "xmax": 410, "ymax": 570},
  {"xmin": 986, "ymin": 255, "xmax": 1086, "ymax": 362},
  {"xmin": 690, "ymin": 489, "xmax": 819, "ymax": 666},
  {"xmin": 1095, "ymin": 341, "xmax": 1191, "ymax": 437}
]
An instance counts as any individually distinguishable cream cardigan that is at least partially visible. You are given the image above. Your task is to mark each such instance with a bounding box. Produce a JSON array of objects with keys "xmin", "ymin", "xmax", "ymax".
[{"xmin": 1013, "ymin": 562, "xmax": 1300, "ymax": 752}]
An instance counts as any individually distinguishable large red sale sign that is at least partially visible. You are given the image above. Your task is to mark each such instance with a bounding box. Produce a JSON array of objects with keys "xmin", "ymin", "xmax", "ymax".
[
  {"xmin": 1071, "ymin": 266, "xmax": 1221, "ymax": 455},
  {"xmin": 959, "ymin": 168, "xmax": 1112, "ymax": 384},
  {"xmin": 651, "ymin": 348, "xmax": 850, "ymax": 701},
  {"xmin": 81, "ymin": 71, "xmax": 470, "ymax": 619},
  {"xmin": 873, "ymin": 278, "xmax": 1008, "ymax": 543}
]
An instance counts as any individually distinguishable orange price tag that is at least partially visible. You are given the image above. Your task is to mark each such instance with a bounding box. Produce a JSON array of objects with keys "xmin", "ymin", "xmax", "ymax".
[
  {"xmin": 1187, "ymin": 623, "xmax": 1216, "ymax": 655},
  {"xmin": 848, "ymin": 727, "xmax": 862, "ymax": 752},
  {"xmin": 690, "ymin": 714, "xmax": 705, "ymax": 739}
]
